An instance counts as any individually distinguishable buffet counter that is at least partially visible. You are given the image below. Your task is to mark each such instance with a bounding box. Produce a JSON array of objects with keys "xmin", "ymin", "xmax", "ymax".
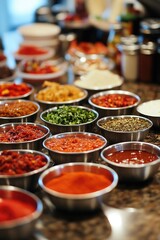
[
  {"xmin": 30, "ymin": 82, "xmax": 160, "ymax": 240},
  {"xmin": 1, "ymin": 30, "xmax": 160, "ymax": 240}
]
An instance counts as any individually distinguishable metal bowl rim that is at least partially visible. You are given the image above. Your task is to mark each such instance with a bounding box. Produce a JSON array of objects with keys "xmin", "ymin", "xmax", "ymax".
[
  {"xmin": 101, "ymin": 141, "xmax": 160, "ymax": 168},
  {"xmin": 0, "ymin": 149, "xmax": 50, "ymax": 178},
  {"xmin": 40, "ymin": 105, "xmax": 99, "ymax": 126},
  {"xmin": 39, "ymin": 162, "xmax": 118, "ymax": 199},
  {"xmin": 34, "ymin": 88, "xmax": 88, "ymax": 105},
  {"xmin": 0, "ymin": 122, "xmax": 50, "ymax": 144},
  {"xmin": 97, "ymin": 115, "xmax": 153, "ymax": 133},
  {"xmin": 0, "ymin": 82, "xmax": 34, "ymax": 100},
  {"xmin": 0, "ymin": 185, "xmax": 43, "ymax": 229},
  {"xmin": 88, "ymin": 90, "xmax": 141, "ymax": 110},
  {"xmin": 0, "ymin": 100, "xmax": 40, "ymax": 119},
  {"xmin": 43, "ymin": 131, "xmax": 107, "ymax": 154}
]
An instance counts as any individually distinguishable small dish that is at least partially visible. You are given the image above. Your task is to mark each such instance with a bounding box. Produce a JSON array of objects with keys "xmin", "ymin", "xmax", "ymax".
[
  {"xmin": 40, "ymin": 105, "xmax": 99, "ymax": 134},
  {"xmin": 101, "ymin": 141, "xmax": 160, "ymax": 182},
  {"xmin": 0, "ymin": 149, "xmax": 50, "ymax": 191},
  {"xmin": 43, "ymin": 132, "xmax": 107, "ymax": 164},
  {"xmin": 0, "ymin": 122, "xmax": 50, "ymax": 150},
  {"xmin": 0, "ymin": 99, "xmax": 40, "ymax": 124},
  {"xmin": 88, "ymin": 90, "xmax": 140, "ymax": 117},
  {"xmin": 136, "ymin": 99, "xmax": 160, "ymax": 129},
  {"xmin": 0, "ymin": 185, "xmax": 43, "ymax": 240},
  {"xmin": 0, "ymin": 82, "xmax": 34, "ymax": 100},
  {"xmin": 97, "ymin": 115, "xmax": 153, "ymax": 144},
  {"xmin": 39, "ymin": 162, "xmax": 118, "ymax": 211},
  {"xmin": 34, "ymin": 81, "xmax": 88, "ymax": 109}
]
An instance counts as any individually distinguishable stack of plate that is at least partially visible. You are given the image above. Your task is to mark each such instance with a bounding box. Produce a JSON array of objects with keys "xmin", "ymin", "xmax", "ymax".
[{"xmin": 18, "ymin": 23, "xmax": 61, "ymax": 49}]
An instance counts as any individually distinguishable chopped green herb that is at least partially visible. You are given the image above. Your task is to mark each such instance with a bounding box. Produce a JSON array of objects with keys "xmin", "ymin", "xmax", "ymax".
[{"xmin": 43, "ymin": 106, "xmax": 96, "ymax": 125}]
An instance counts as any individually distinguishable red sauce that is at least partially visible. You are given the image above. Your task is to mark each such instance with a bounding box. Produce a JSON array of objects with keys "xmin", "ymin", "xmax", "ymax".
[
  {"xmin": 91, "ymin": 94, "xmax": 137, "ymax": 108},
  {"xmin": 0, "ymin": 150, "xmax": 47, "ymax": 175},
  {"xmin": 17, "ymin": 45, "xmax": 48, "ymax": 55},
  {"xmin": 0, "ymin": 125, "xmax": 45, "ymax": 142},
  {"xmin": 105, "ymin": 150, "xmax": 158, "ymax": 164},
  {"xmin": 45, "ymin": 171, "xmax": 112, "ymax": 194},
  {"xmin": 0, "ymin": 83, "xmax": 32, "ymax": 97},
  {"xmin": 46, "ymin": 135, "xmax": 105, "ymax": 152},
  {"xmin": 0, "ymin": 198, "xmax": 35, "ymax": 222}
]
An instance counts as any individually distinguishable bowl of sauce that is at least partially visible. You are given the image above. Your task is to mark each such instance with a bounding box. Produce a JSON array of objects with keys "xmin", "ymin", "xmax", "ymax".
[{"xmin": 101, "ymin": 141, "xmax": 160, "ymax": 182}]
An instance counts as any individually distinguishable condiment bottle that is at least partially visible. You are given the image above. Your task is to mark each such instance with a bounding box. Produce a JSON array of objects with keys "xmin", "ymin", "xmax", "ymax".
[
  {"xmin": 138, "ymin": 41, "xmax": 156, "ymax": 83},
  {"xmin": 140, "ymin": 18, "xmax": 160, "ymax": 44},
  {"xmin": 120, "ymin": 44, "xmax": 139, "ymax": 82}
]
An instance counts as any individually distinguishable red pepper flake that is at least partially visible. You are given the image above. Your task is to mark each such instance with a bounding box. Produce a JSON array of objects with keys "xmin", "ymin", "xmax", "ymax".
[
  {"xmin": 0, "ymin": 150, "xmax": 47, "ymax": 175},
  {"xmin": 92, "ymin": 94, "xmax": 137, "ymax": 108},
  {"xmin": 0, "ymin": 125, "xmax": 45, "ymax": 142}
]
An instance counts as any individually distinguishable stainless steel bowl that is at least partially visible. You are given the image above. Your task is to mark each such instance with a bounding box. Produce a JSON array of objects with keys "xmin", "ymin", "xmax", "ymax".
[
  {"xmin": 101, "ymin": 142, "xmax": 160, "ymax": 182},
  {"xmin": 88, "ymin": 90, "xmax": 141, "ymax": 117},
  {"xmin": 39, "ymin": 162, "xmax": 118, "ymax": 211},
  {"xmin": 136, "ymin": 99, "xmax": 160, "ymax": 129},
  {"xmin": 97, "ymin": 115, "xmax": 153, "ymax": 144},
  {"xmin": 0, "ymin": 149, "xmax": 51, "ymax": 191},
  {"xmin": 40, "ymin": 105, "xmax": 99, "ymax": 135},
  {"xmin": 0, "ymin": 99, "xmax": 40, "ymax": 124},
  {"xmin": 0, "ymin": 82, "xmax": 34, "ymax": 100},
  {"xmin": 0, "ymin": 122, "xmax": 50, "ymax": 150},
  {"xmin": 43, "ymin": 132, "xmax": 107, "ymax": 164},
  {"xmin": 0, "ymin": 185, "xmax": 43, "ymax": 240},
  {"xmin": 34, "ymin": 88, "xmax": 88, "ymax": 110}
]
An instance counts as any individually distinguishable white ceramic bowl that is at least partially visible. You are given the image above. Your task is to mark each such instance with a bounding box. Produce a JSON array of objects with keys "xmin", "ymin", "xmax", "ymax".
[{"xmin": 136, "ymin": 99, "xmax": 160, "ymax": 129}]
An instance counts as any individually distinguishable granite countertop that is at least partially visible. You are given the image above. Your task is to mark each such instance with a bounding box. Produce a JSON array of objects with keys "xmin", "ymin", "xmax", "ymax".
[{"xmin": 30, "ymin": 82, "xmax": 160, "ymax": 240}]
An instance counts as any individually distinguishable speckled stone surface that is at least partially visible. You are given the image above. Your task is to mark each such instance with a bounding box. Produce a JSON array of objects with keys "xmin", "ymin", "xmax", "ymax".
[{"xmin": 31, "ymin": 82, "xmax": 160, "ymax": 240}]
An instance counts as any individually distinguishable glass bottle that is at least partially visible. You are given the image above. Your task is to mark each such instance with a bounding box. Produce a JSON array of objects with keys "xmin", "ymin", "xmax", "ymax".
[
  {"xmin": 138, "ymin": 42, "xmax": 156, "ymax": 83},
  {"xmin": 120, "ymin": 44, "xmax": 139, "ymax": 82}
]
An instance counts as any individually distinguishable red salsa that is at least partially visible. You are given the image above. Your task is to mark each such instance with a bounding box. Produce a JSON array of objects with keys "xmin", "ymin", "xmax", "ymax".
[
  {"xmin": 0, "ymin": 83, "xmax": 32, "ymax": 97},
  {"xmin": 0, "ymin": 124, "xmax": 45, "ymax": 142},
  {"xmin": 46, "ymin": 134, "xmax": 105, "ymax": 152},
  {"xmin": 105, "ymin": 150, "xmax": 158, "ymax": 164},
  {"xmin": 0, "ymin": 198, "xmax": 35, "ymax": 222},
  {"xmin": 0, "ymin": 150, "xmax": 47, "ymax": 175},
  {"xmin": 91, "ymin": 94, "xmax": 137, "ymax": 108}
]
